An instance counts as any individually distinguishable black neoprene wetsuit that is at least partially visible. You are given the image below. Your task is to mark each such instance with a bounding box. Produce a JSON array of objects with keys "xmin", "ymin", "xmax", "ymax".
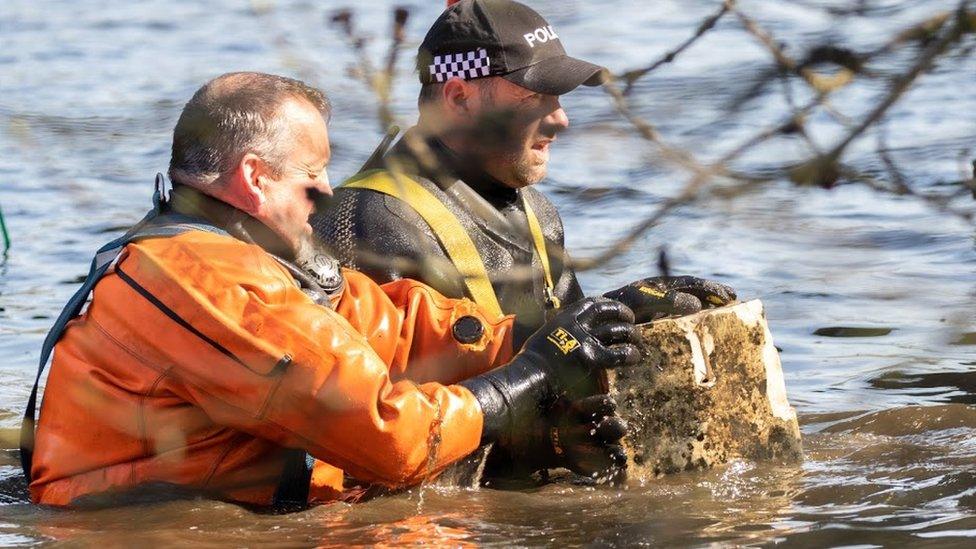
[{"xmin": 311, "ymin": 129, "xmax": 584, "ymax": 342}]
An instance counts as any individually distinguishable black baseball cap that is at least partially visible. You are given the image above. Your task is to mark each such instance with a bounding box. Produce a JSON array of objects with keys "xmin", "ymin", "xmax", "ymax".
[{"xmin": 418, "ymin": 0, "xmax": 608, "ymax": 96}]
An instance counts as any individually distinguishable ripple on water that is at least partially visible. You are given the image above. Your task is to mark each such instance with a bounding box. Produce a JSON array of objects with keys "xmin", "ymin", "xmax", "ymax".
[{"xmin": 1, "ymin": 0, "xmax": 975, "ymax": 545}]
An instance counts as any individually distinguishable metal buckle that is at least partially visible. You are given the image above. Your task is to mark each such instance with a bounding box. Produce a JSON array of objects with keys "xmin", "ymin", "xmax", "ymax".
[
  {"xmin": 152, "ymin": 172, "xmax": 170, "ymax": 209},
  {"xmin": 544, "ymin": 287, "xmax": 561, "ymax": 310}
]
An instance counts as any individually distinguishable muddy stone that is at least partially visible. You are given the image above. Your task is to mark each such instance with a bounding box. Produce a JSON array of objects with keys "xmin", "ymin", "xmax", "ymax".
[{"xmin": 603, "ymin": 299, "xmax": 802, "ymax": 481}]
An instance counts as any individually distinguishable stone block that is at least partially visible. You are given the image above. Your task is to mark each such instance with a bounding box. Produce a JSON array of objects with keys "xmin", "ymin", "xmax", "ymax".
[{"xmin": 603, "ymin": 299, "xmax": 802, "ymax": 481}]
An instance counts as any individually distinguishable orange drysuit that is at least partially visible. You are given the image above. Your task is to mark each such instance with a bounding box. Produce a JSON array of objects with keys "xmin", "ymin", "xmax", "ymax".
[{"xmin": 30, "ymin": 229, "xmax": 515, "ymax": 506}]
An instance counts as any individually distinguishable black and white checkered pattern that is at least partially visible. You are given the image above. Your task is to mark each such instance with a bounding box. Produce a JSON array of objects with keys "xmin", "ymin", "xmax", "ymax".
[{"xmin": 428, "ymin": 48, "xmax": 491, "ymax": 83}]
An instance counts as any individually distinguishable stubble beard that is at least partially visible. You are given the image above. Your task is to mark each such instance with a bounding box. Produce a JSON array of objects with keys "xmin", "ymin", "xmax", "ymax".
[
  {"xmin": 488, "ymin": 139, "xmax": 548, "ymax": 188},
  {"xmin": 510, "ymin": 149, "xmax": 547, "ymax": 188},
  {"xmin": 474, "ymin": 95, "xmax": 549, "ymax": 188}
]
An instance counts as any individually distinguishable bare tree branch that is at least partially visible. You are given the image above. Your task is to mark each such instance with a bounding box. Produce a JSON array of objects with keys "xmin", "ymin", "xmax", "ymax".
[
  {"xmin": 330, "ymin": 1, "xmax": 976, "ymax": 281},
  {"xmin": 619, "ymin": 0, "xmax": 735, "ymax": 94}
]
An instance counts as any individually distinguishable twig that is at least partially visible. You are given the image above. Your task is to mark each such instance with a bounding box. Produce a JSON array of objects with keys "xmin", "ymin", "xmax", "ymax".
[
  {"xmin": 586, "ymin": 3, "xmax": 975, "ymax": 268},
  {"xmin": 876, "ymin": 122, "xmax": 912, "ymax": 194},
  {"xmin": 843, "ymin": 167, "xmax": 973, "ymax": 223},
  {"xmin": 0, "ymin": 200, "xmax": 10, "ymax": 253},
  {"xmin": 601, "ymin": 79, "xmax": 712, "ymax": 178},
  {"xmin": 732, "ymin": 4, "xmax": 857, "ymax": 94},
  {"xmin": 332, "ymin": 2, "xmax": 976, "ymax": 279},
  {"xmin": 818, "ymin": 3, "xmax": 973, "ymax": 175},
  {"xmin": 377, "ymin": 8, "xmax": 410, "ymax": 129},
  {"xmin": 865, "ymin": 11, "xmax": 954, "ymax": 59},
  {"xmin": 971, "ymin": 159, "xmax": 976, "ymax": 199},
  {"xmin": 958, "ymin": 150, "xmax": 976, "ymax": 198},
  {"xmin": 330, "ymin": 8, "xmax": 409, "ymax": 131},
  {"xmin": 619, "ymin": 0, "xmax": 734, "ymax": 94}
]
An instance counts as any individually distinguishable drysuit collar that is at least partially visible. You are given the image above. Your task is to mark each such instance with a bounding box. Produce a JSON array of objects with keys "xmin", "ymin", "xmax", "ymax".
[
  {"xmin": 167, "ymin": 184, "xmax": 297, "ymax": 261},
  {"xmin": 165, "ymin": 183, "xmax": 345, "ymax": 305}
]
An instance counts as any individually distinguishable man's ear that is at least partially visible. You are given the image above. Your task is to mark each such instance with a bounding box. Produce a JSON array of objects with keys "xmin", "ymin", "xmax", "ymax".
[
  {"xmin": 228, "ymin": 153, "xmax": 266, "ymax": 214},
  {"xmin": 442, "ymin": 77, "xmax": 472, "ymax": 116}
]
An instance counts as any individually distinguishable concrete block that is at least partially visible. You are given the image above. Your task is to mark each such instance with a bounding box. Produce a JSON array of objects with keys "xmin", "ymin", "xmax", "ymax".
[{"xmin": 603, "ymin": 299, "xmax": 802, "ymax": 481}]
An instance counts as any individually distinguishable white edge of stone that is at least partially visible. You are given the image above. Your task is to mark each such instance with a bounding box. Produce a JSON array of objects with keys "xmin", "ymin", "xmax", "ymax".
[
  {"xmin": 672, "ymin": 300, "xmax": 797, "ymax": 421},
  {"xmin": 743, "ymin": 300, "xmax": 797, "ymax": 422},
  {"xmin": 672, "ymin": 316, "xmax": 710, "ymax": 386}
]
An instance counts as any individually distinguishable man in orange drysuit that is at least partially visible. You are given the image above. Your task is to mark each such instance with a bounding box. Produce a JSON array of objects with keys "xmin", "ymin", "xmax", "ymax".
[{"xmin": 21, "ymin": 72, "xmax": 640, "ymax": 508}]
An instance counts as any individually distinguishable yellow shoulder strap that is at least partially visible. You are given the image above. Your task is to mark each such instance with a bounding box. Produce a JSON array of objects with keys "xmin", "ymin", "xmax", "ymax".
[
  {"xmin": 343, "ymin": 170, "xmax": 504, "ymax": 319},
  {"xmin": 521, "ymin": 195, "xmax": 560, "ymax": 310}
]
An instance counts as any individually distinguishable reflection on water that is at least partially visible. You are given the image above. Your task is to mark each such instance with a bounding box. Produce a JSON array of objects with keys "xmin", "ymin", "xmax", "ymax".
[
  {"xmin": 1, "ymin": 0, "xmax": 975, "ymax": 545},
  {"xmin": 870, "ymin": 371, "xmax": 976, "ymax": 405},
  {"xmin": 814, "ymin": 326, "xmax": 895, "ymax": 337},
  {"xmin": 4, "ymin": 404, "xmax": 975, "ymax": 545}
]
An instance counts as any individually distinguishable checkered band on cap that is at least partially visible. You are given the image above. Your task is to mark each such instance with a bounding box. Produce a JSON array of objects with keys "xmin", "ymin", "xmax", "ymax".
[{"xmin": 428, "ymin": 48, "xmax": 491, "ymax": 83}]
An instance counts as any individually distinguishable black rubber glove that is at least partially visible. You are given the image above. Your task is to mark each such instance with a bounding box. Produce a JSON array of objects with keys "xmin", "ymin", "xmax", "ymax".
[
  {"xmin": 545, "ymin": 394, "xmax": 629, "ymax": 481},
  {"xmin": 482, "ymin": 394, "xmax": 630, "ymax": 484},
  {"xmin": 603, "ymin": 275, "xmax": 736, "ymax": 324},
  {"xmin": 460, "ymin": 297, "xmax": 640, "ymax": 479}
]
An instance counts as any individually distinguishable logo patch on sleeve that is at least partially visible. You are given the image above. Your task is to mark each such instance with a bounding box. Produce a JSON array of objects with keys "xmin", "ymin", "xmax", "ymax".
[{"xmin": 547, "ymin": 327, "xmax": 580, "ymax": 355}]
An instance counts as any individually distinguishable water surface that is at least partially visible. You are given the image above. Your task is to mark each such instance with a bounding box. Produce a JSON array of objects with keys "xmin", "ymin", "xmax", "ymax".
[{"xmin": 1, "ymin": 0, "xmax": 975, "ymax": 545}]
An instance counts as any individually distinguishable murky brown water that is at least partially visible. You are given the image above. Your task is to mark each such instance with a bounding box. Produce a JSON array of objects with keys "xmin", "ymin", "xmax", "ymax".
[{"xmin": 2, "ymin": 0, "xmax": 975, "ymax": 545}]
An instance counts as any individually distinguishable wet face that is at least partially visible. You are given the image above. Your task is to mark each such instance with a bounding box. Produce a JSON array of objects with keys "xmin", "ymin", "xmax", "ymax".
[
  {"xmin": 257, "ymin": 98, "xmax": 332, "ymax": 251},
  {"xmin": 472, "ymin": 78, "xmax": 570, "ymax": 188}
]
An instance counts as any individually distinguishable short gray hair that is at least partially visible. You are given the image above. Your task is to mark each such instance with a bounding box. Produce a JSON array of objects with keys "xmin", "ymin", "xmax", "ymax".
[{"xmin": 168, "ymin": 72, "xmax": 331, "ymax": 188}]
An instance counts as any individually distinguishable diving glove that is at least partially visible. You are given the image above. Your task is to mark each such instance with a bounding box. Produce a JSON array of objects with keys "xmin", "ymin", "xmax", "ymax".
[
  {"xmin": 603, "ymin": 275, "xmax": 736, "ymax": 324},
  {"xmin": 542, "ymin": 394, "xmax": 629, "ymax": 481},
  {"xmin": 460, "ymin": 297, "xmax": 640, "ymax": 479}
]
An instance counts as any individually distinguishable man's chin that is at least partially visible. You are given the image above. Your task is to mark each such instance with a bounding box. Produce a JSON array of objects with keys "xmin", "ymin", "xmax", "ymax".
[
  {"xmin": 485, "ymin": 154, "xmax": 547, "ymax": 188},
  {"xmin": 513, "ymin": 164, "xmax": 547, "ymax": 188}
]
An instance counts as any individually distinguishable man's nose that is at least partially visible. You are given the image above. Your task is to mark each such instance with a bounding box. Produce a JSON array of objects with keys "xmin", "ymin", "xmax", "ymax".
[
  {"xmin": 547, "ymin": 103, "xmax": 570, "ymax": 131},
  {"xmin": 313, "ymin": 171, "xmax": 334, "ymax": 197},
  {"xmin": 316, "ymin": 179, "xmax": 333, "ymax": 197},
  {"xmin": 307, "ymin": 184, "xmax": 333, "ymax": 212}
]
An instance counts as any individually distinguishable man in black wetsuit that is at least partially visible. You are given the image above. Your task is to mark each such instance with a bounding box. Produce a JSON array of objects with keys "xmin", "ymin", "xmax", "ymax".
[{"xmin": 313, "ymin": 0, "xmax": 736, "ymax": 344}]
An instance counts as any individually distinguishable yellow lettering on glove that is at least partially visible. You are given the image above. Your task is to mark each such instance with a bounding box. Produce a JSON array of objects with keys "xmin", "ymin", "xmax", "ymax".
[
  {"xmin": 706, "ymin": 295, "xmax": 726, "ymax": 306},
  {"xmin": 638, "ymin": 286, "xmax": 667, "ymax": 298},
  {"xmin": 547, "ymin": 327, "xmax": 581, "ymax": 355}
]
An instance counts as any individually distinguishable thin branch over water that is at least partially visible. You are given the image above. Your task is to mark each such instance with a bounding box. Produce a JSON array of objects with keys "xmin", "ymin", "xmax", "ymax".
[{"xmin": 331, "ymin": 1, "xmax": 976, "ymax": 281}]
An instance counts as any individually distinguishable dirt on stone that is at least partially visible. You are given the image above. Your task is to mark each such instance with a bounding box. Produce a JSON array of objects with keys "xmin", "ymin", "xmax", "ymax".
[{"xmin": 604, "ymin": 300, "xmax": 803, "ymax": 481}]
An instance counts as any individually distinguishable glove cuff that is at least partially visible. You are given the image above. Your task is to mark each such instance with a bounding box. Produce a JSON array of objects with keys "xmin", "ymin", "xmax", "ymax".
[
  {"xmin": 459, "ymin": 353, "xmax": 550, "ymax": 445},
  {"xmin": 459, "ymin": 375, "xmax": 508, "ymax": 444}
]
